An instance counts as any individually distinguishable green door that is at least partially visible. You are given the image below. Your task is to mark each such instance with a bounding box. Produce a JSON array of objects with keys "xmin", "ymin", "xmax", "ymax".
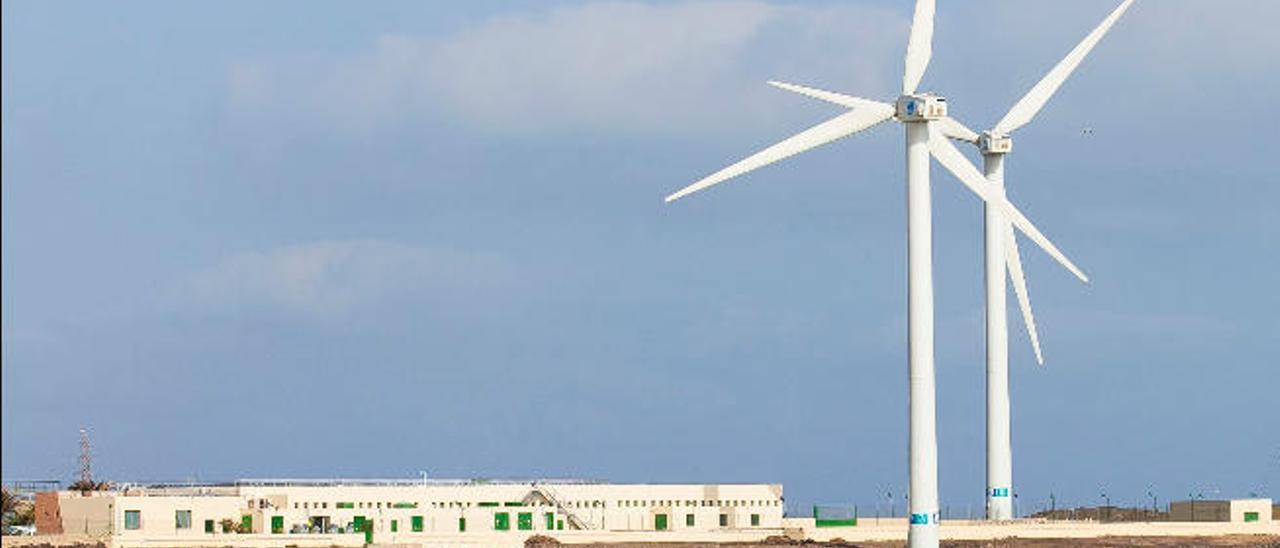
[
  {"xmin": 241, "ymin": 515, "xmax": 252, "ymax": 533},
  {"xmin": 271, "ymin": 515, "xmax": 284, "ymax": 534},
  {"xmin": 655, "ymin": 514, "xmax": 668, "ymax": 531}
]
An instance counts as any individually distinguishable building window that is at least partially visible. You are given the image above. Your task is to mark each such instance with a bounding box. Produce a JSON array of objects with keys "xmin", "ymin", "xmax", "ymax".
[
  {"xmin": 517, "ymin": 512, "xmax": 533, "ymax": 530},
  {"xmin": 204, "ymin": 519, "xmax": 214, "ymax": 534},
  {"xmin": 458, "ymin": 517, "xmax": 466, "ymax": 532},
  {"xmin": 686, "ymin": 514, "xmax": 695, "ymax": 527},
  {"xmin": 494, "ymin": 512, "xmax": 510, "ymax": 531},
  {"xmin": 391, "ymin": 519, "xmax": 398, "ymax": 533},
  {"xmin": 271, "ymin": 515, "xmax": 284, "ymax": 534},
  {"xmin": 655, "ymin": 514, "xmax": 668, "ymax": 531},
  {"xmin": 125, "ymin": 510, "xmax": 141, "ymax": 530},
  {"xmin": 175, "ymin": 510, "xmax": 192, "ymax": 530},
  {"xmin": 719, "ymin": 514, "xmax": 728, "ymax": 527},
  {"xmin": 412, "ymin": 515, "xmax": 424, "ymax": 532},
  {"xmin": 751, "ymin": 514, "xmax": 760, "ymax": 527}
]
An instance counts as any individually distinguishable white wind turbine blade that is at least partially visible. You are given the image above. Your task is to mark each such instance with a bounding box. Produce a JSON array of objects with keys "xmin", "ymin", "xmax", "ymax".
[
  {"xmin": 902, "ymin": 0, "xmax": 936, "ymax": 94},
  {"xmin": 936, "ymin": 116, "xmax": 980, "ymax": 143},
  {"xmin": 927, "ymin": 125, "xmax": 1089, "ymax": 283},
  {"xmin": 1004, "ymin": 222, "xmax": 1044, "ymax": 365},
  {"xmin": 767, "ymin": 81, "xmax": 894, "ymax": 111},
  {"xmin": 665, "ymin": 107, "xmax": 895, "ymax": 203},
  {"xmin": 995, "ymin": 0, "xmax": 1135, "ymax": 134}
]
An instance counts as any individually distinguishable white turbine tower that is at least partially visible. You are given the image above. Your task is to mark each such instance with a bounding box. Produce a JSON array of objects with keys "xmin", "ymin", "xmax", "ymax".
[
  {"xmin": 664, "ymin": 1, "xmax": 1085, "ymax": 546},
  {"xmin": 937, "ymin": 0, "xmax": 1134, "ymax": 520}
]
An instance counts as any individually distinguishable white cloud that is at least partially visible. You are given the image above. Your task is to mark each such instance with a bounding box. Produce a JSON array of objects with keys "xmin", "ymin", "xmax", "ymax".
[
  {"xmin": 174, "ymin": 240, "xmax": 517, "ymax": 319},
  {"xmin": 226, "ymin": 1, "xmax": 906, "ymax": 136}
]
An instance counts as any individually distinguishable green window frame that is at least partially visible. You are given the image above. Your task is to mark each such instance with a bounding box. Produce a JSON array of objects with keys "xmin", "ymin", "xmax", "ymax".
[
  {"xmin": 241, "ymin": 515, "xmax": 252, "ymax": 533},
  {"xmin": 175, "ymin": 510, "xmax": 192, "ymax": 529},
  {"xmin": 557, "ymin": 519, "xmax": 564, "ymax": 530},
  {"xmin": 545, "ymin": 512, "xmax": 555, "ymax": 530},
  {"xmin": 391, "ymin": 519, "xmax": 398, "ymax": 533},
  {"xmin": 655, "ymin": 514, "xmax": 668, "ymax": 531},
  {"xmin": 686, "ymin": 514, "xmax": 695, "ymax": 527},
  {"xmin": 271, "ymin": 515, "xmax": 284, "ymax": 534},
  {"xmin": 517, "ymin": 512, "xmax": 533, "ymax": 530},
  {"xmin": 751, "ymin": 513, "xmax": 760, "ymax": 526},
  {"xmin": 1244, "ymin": 512, "xmax": 1259, "ymax": 523},
  {"xmin": 411, "ymin": 515, "xmax": 424, "ymax": 532},
  {"xmin": 125, "ymin": 510, "xmax": 141, "ymax": 530},
  {"xmin": 458, "ymin": 517, "xmax": 466, "ymax": 532},
  {"xmin": 204, "ymin": 519, "xmax": 214, "ymax": 534},
  {"xmin": 494, "ymin": 512, "xmax": 510, "ymax": 531}
]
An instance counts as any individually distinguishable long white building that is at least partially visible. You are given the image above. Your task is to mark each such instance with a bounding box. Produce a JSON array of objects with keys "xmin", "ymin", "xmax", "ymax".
[{"xmin": 39, "ymin": 479, "xmax": 787, "ymax": 547}]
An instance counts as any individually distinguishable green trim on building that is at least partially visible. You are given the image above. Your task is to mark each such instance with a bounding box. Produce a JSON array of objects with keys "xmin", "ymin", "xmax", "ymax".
[
  {"xmin": 494, "ymin": 512, "xmax": 510, "ymax": 531},
  {"xmin": 412, "ymin": 515, "xmax": 424, "ymax": 532},
  {"xmin": 1245, "ymin": 512, "xmax": 1260, "ymax": 523},
  {"xmin": 655, "ymin": 514, "xmax": 668, "ymax": 531},
  {"xmin": 336, "ymin": 502, "xmax": 355, "ymax": 509},
  {"xmin": 517, "ymin": 512, "xmax": 533, "ymax": 530},
  {"xmin": 271, "ymin": 515, "xmax": 284, "ymax": 534},
  {"xmin": 478, "ymin": 501, "xmax": 500, "ymax": 507},
  {"xmin": 504, "ymin": 501, "xmax": 525, "ymax": 507},
  {"xmin": 545, "ymin": 512, "xmax": 555, "ymax": 530},
  {"xmin": 393, "ymin": 502, "xmax": 418, "ymax": 509}
]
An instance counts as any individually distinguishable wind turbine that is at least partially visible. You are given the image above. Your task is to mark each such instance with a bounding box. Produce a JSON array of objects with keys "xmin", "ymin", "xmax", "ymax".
[
  {"xmin": 936, "ymin": 0, "xmax": 1134, "ymax": 521},
  {"xmin": 664, "ymin": 1, "xmax": 1085, "ymax": 546}
]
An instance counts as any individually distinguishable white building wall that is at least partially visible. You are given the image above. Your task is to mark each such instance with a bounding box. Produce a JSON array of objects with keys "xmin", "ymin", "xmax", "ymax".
[
  {"xmin": 63, "ymin": 482, "xmax": 784, "ymax": 546},
  {"xmin": 1229, "ymin": 499, "xmax": 1272, "ymax": 523}
]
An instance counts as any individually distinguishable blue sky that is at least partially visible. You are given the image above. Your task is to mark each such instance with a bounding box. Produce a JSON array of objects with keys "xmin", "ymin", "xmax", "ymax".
[{"xmin": 3, "ymin": 0, "xmax": 1277, "ymax": 514}]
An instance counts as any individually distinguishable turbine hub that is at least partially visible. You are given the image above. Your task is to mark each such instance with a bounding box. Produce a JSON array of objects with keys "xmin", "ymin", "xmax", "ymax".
[
  {"xmin": 896, "ymin": 93, "xmax": 947, "ymax": 123},
  {"xmin": 979, "ymin": 131, "xmax": 1013, "ymax": 155}
]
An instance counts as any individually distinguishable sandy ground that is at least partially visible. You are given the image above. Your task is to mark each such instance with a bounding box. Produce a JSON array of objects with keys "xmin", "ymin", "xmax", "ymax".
[{"xmin": 569, "ymin": 538, "xmax": 1280, "ymax": 548}]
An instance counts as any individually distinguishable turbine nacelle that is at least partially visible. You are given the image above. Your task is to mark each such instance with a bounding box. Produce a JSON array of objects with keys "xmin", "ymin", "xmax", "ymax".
[
  {"xmin": 896, "ymin": 94, "xmax": 948, "ymax": 123},
  {"xmin": 979, "ymin": 131, "xmax": 1014, "ymax": 155}
]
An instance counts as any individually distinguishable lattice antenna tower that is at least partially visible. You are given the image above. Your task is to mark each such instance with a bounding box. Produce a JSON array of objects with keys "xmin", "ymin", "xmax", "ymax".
[{"xmin": 79, "ymin": 427, "xmax": 92, "ymax": 486}]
